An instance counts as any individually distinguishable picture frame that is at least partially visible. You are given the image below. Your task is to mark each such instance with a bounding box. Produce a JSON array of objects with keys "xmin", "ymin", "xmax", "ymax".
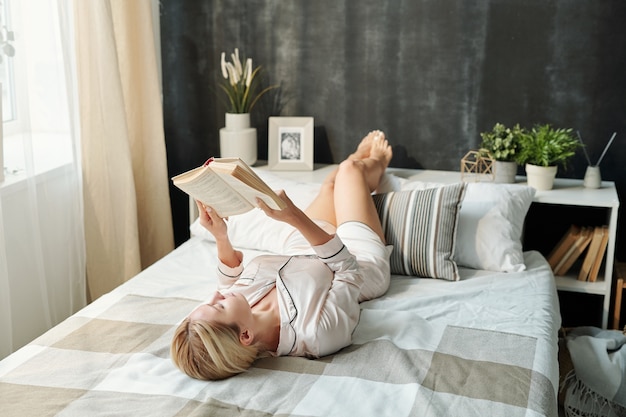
[{"xmin": 268, "ymin": 116, "xmax": 314, "ymax": 171}]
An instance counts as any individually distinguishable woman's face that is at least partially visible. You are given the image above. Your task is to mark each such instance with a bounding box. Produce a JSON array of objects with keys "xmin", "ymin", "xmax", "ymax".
[{"xmin": 188, "ymin": 291, "xmax": 252, "ymax": 328}]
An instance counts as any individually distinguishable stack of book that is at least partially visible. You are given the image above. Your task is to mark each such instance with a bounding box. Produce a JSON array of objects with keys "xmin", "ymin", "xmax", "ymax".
[{"xmin": 547, "ymin": 224, "xmax": 610, "ymax": 282}]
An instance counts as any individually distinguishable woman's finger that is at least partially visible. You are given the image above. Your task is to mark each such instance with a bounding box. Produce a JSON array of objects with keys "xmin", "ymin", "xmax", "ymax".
[
  {"xmin": 256, "ymin": 197, "xmax": 272, "ymax": 214},
  {"xmin": 195, "ymin": 200, "xmax": 209, "ymax": 220}
]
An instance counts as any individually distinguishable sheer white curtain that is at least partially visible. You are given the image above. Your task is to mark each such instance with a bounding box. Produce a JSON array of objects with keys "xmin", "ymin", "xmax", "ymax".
[{"xmin": 0, "ymin": 0, "xmax": 85, "ymax": 359}]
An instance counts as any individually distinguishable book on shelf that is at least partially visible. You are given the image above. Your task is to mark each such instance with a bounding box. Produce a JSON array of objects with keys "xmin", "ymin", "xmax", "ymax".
[
  {"xmin": 171, "ymin": 157, "xmax": 286, "ymax": 218},
  {"xmin": 577, "ymin": 226, "xmax": 610, "ymax": 282},
  {"xmin": 554, "ymin": 226, "xmax": 593, "ymax": 276},
  {"xmin": 547, "ymin": 225, "xmax": 582, "ymax": 271},
  {"xmin": 588, "ymin": 226, "xmax": 610, "ymax": 282}
]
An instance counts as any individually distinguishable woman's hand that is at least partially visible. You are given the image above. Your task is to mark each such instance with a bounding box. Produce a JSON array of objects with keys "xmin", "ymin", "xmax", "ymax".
[
  {"xmin": 196, "ymin": 200, "xmax": 242, "ymax": 268},
  {"xmin": 257, "ymin": 190, "xmax": 333, "ymax": 247},
  {"xmin": 196, "ymin": 200, "xmax": 228, "ymax": 240},
  {"xmin": 256, "ymin": 190, "xmax": 303, "ymax": 227}
]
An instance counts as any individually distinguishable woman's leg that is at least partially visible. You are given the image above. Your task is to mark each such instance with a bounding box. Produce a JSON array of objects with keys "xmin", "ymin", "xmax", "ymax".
[
  {"xmin": 302, "ymin": 169, "xmax": 338, "ymax": 227},
  {"xmin": 334, "ymin": 132, "xmax": 393, "ymax": 301},
  {"xmin": 303, "ymin": 130, "xmax": 385, "ymax": 227},
  {"xmin": 333, "ymin": 132, "xmax": 392, "ymax": 242}
]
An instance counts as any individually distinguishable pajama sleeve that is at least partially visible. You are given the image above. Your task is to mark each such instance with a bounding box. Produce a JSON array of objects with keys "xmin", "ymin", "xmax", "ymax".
[{"xmin": 310, "ymin": 234, "xmax": 364, "ymax": 356}]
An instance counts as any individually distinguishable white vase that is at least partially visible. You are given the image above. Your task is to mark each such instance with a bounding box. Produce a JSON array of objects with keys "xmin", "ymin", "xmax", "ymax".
[
  {"xmin": 583, "ymin": 165, "xmax": 601, "ymax": 189},
  {"xmin": 219, "ymin": 113, "xmax": 257, "ymax": 166},
  {"xmin": 525, "ymin": 163, "xmax": 557, "ymax": 191},
  {"xmin": 494, "ymin": 160, "xmax": 517, "ymax": 183}
]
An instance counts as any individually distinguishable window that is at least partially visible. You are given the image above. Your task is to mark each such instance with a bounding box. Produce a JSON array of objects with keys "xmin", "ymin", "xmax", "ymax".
[
  {"xmin": 0, "ymin": 0, "xmax": 15, "ymax": 124},
  {"xmin": 0, "ymin": 0, "xmax": 75, "ymax": 179}
]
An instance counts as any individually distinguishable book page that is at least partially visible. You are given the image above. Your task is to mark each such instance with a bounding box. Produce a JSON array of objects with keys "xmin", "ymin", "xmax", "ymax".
[
  {"xmin": 210, "ymin": 159, "xmax": 286, "ymax": 209},
  {"xmin": 172, "ymin": 167, "xmax": 253, "ymax": 217},
  {"xmin": 216, "ymin": 172, "xmax": 283, "ymax": 210}
]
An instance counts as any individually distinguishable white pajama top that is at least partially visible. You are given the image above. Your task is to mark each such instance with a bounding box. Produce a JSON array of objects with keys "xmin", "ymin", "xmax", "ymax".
[{"xmin": 216, "ymin": 234, "xmax": 364, "ymax": 358}]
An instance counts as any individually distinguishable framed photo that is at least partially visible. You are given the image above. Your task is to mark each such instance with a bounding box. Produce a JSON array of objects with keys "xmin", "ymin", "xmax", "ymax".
[{"xmin": 268, "ymin": 117, "xmax": 314, "ymax": 171}]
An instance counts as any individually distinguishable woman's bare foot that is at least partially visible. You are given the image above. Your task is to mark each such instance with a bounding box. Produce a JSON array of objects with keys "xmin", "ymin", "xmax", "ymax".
[
  {"xmin": 368, "ymin": 137, "xmax": 394, "ymax": 193},
  {"xmin": 349, "ymin": 130, "xmax": 385, "ymax": 160},
  {"xmin": 350, "ymin": 132, "xmax": 392, "ymax": 192},
  {"xmin": 369, "ymin": 135, "xmax": 393, "ymax": 170}
]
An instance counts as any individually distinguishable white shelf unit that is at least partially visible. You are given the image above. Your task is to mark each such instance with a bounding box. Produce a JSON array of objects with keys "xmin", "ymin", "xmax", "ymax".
[
  {"xmin": 526, "ymin": 178, "xmax": 619, "ymax": 329},
  {"xmin": 258, "ymin": 165, "xmax": 620, "ymax": 328}
]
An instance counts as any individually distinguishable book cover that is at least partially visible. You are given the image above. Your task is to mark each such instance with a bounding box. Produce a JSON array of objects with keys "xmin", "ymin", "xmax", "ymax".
[
  {"xmin": 547, "ymin": 225, "xmax": 581, "ymax": 272},
  {"xmin": 554, "ymin": 226, "xmax": 593, "ymax": 276},
  {"xmin": 588, "ymin": 226, "xmax": 610, "ymax": 283},
  {"xmin": 578, "ymin": 226, "xmax": 606, "ymax": 281}
]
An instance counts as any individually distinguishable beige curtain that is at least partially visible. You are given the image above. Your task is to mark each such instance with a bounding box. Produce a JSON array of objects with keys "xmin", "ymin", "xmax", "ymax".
[{"xmin": 74, "ymin": 0, "xmax": 174, "ymax": 301}]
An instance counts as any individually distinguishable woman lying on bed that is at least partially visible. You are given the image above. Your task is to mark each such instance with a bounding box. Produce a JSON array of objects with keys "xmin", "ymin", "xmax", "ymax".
[{"xmin": 171, "ymin": 131, "xmax": 393, "ymax": 380}]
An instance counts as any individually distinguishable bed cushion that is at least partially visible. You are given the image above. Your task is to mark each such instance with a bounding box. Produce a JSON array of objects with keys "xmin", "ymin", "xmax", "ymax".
[
  {"xmin": 402, "ymin": 180, "xmax": 535, "ymax": 272},
  {"xmin": 189, "ymin": 171, "xmax": 319, "ymax": 254},
  {"xmin": 454, "ymin": 183, "xmax": 535, "ymax": 272},
  {"xmin": 372, "ymin": 183, "xmax": 466, "ymax": 280}
]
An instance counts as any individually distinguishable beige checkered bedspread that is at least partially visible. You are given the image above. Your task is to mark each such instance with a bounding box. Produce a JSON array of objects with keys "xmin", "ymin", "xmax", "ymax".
[{"xmin": 0, "ymin": 238, "xmax": 561, "ymax": 416}]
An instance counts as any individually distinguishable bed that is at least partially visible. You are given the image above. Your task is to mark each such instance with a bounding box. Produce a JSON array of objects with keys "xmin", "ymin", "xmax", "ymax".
[{"xmin": 0, "ymin": 165, "xmax": 562, "ymax": 417}]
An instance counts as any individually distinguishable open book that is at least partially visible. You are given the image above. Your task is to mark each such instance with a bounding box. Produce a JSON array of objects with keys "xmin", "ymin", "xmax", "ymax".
[{"xmin": 172, "ymin": 157, "xmax": 286, "ymax": 218}]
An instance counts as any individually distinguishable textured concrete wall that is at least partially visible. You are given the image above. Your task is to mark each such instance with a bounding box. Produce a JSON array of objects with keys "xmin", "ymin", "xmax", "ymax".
[{"xmin": 161, "ymin": 1, "xmax": 626, "ymax": 253}]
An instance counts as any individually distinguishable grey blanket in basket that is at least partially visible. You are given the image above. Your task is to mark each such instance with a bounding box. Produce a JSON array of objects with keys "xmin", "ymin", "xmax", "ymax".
[{"xmin": 566, "ymin": 327, "xmax": 626, "ymax": 409}]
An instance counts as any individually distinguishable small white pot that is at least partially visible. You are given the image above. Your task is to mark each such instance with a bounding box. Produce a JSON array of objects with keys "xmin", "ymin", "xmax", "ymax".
[
  {"xmin": 525, "ymin": 163, "xmax": 557, "ymax": 191},
  {"xmin": 583, "ymin": 165, "xmax": 601, "ymax": 189},
  {"xmin": 494, "ymin": 160, "xmax": 517, "ymax": 183},
  {"xmin": 219, "ymin": 113, "xmax": 257, "ymax": 166}
]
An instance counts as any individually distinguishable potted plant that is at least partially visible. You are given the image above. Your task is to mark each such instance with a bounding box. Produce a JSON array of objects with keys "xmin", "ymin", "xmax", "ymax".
[
  {"xmin": 218, "ymin": 48, "xmax": 276, "ymax": 165},
  {"xmin": 515, "ymin": 124, "xmax": 580, "ymax": 190},
  {"xmin": 480, "ymin": 123, "xmax": 524, "ymax": 183}
]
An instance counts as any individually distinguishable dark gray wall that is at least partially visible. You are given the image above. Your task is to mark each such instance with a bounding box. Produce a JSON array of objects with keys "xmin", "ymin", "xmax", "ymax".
[{"xmin": 161, "ymin": 1, "xmax": 626, "ymax": 259}]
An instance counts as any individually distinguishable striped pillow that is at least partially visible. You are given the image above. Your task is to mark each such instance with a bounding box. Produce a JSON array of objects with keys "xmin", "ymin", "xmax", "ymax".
[{"xmin": 372, "ymin": 183, "xmax": 466, "ymax": 280}]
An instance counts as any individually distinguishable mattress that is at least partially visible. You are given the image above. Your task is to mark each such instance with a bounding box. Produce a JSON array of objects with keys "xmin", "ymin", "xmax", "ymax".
[{"xmin": 0, "ymin": 235, "xmax": 561, "ymax": 416}]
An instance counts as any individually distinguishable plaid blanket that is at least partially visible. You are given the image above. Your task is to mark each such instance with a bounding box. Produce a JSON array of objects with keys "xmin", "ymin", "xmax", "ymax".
[{"xmin": 0, "ymin": 239, "xmax": 560, "ymax": 417}]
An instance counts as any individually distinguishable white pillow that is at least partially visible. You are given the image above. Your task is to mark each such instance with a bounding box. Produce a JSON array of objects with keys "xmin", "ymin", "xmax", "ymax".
[
  {"xmin": 189, "ymin": 170, "xmax": 322, "ymax": 254},
  {"xmin": 402, "ymin": 180, "xmax": 535, "ymax": 272},
  {"xmin": 455, "ymin": 183, "xmax": 535, "ymax": 271}
]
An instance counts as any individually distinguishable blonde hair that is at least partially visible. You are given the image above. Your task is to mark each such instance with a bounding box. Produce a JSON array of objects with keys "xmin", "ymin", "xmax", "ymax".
[{"xmin": 170, "ymin": 317, "xmax": 264, "ymax": 380}]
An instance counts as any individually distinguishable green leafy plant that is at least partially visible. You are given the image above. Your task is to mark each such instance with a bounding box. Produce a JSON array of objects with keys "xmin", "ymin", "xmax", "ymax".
[
  {"xmin": 515, "ymin": 124, "xmax": 580, "ymax": 168},
  {"xmin": 219, "ymin": 48, "xmax": 276, "ymax": 114},
  {"xmin": 479, "ymin": 123, "xmax": 524, "ymax": 162}
]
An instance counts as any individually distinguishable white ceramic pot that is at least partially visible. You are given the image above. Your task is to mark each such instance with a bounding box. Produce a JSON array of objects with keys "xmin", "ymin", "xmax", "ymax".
[
  {"xmin": 494, "ymin": 160, "xmax": 517, "ymax": 184},
  {"xmin": 525, "ymin": 163, "xmax": 557, "ymax": 191},
  {"xmin": 219, "ymin": 113, "xmax": 257, "ymax": 166},
  {"xmin": 583, "ymin": 165, "xmax": 601, "ymax": 189}
]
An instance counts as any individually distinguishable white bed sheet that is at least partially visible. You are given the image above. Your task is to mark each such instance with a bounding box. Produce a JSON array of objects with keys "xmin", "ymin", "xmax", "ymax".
[{"xmin": 0, "ymin": 236, "xmax": 561, "ymax": 417}]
